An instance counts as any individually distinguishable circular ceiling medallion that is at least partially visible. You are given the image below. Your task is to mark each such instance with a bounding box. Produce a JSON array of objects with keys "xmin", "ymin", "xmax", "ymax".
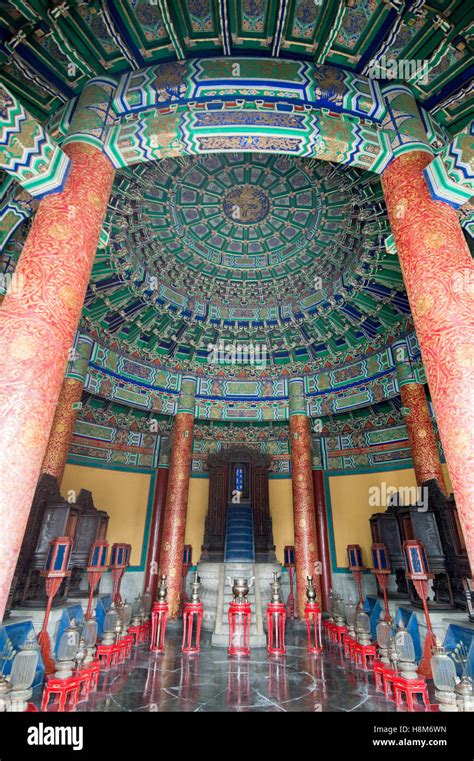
[{"xmin": 222, "ymin": 184, "xmax": 271, "ymax": 225}]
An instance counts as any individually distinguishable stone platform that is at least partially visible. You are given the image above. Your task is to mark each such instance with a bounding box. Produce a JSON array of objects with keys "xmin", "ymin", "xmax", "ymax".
[{"xmin": 197, "ymin": 561, "xmax": 286, "ymax": 648}]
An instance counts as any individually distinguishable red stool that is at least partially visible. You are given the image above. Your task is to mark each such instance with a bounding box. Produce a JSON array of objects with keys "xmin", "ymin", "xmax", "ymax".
[
  {"xmin": 85, "ymin": 660, "xmax": 101, "ymax": 691},
  {"xmin": 151, "ymin": 601, "xmax": 168, "ymax": 653},
  {"xmin": 182, "ymin": 601, "xmax": 204, "ymax": 654},
  {"xmin": 115, "ymin": 640, "xmax": 127, "ymax": 664},
  {"xmin": 343, "ymin": 634, "xmax": 356, "ymax": 658},
  {"xmin": 76, "ymin": 660, "xmax": 101, "ymax": 701},
  {"xmin": 75, "ymin": 668, "xmax": 93, "ymax": 703},
  {"xmin": 393, "ymin": 675, "xmax": 430, "ymax": 711},
  {"xmin": 123, "ymin": 634, "xmax": 134, "ymax": 658},
  {"xmin": 228, "ymin": 602, "xmax": 251, "ymax": 656},
  {"xmin": 323, "ymin": 619, "xmax": 334, "ymax": 641},
  {"xmin": 267, "ymin": 602, "xmax": 286, "ymax": 656},
  {"xmin": 331, "ymin": 625, "xmax": 348, "ymax": 646},
  {"xmin": 353, "ymin": 643, "xmax": 377, "ymax": 670},
  {"xmin": 96, "ymin": 642, "xmax": 121, "ymax": 670},
  {"xmin": 373, "ymin": 660, "xmax": 387, "ymax": 692},
  {"xmin": 305, "ymin": 602, "xmax": 322, "ymax": 654},
  {"xmin": 382, "ymin": 668, "xmax": 398, "ymax": 701},
  {"xmin": 129, "ymin": 623, "xmax": 149, "ymax": 646},
  {"xmin": 41, "ymin": 675, "xmax": 81, "ymax": 712}
]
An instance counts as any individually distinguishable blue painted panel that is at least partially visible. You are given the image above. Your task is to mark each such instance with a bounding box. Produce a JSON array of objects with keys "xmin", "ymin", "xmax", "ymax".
[
  {"xmin": 0, "ymin": 620, "xmax": 44, "ymax": 689},
  {"xmin": 443, "ymin": 623, "xmax": 474, "ymax": 678},
  {"xmin": 394, "ymin": 607, "xmax": 422, "ymax": 662},
  {"xmin": 364, "ymin": 596, "xmax": 382, "ymax": 639},
  {"xmin": 54, "ymin": 603, "xmax": 84, "ymax": 656},
  {"xmin": 95, "ymin": 594, "xmax": 112, "ymax": 637}
]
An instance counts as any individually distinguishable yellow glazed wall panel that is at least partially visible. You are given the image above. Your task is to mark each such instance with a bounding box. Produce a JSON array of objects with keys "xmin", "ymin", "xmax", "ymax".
[
  {"xmin": 329, "ymin": 464, "xmax": 453, "ymax": 569},
  {"xmin": 185, "ymin": 477, "xmax": 210, "ymax": 563},
  {"xmin": 269, "ymin": 478, "xmax": 294, "ymax": 563},
  {"xmin": 62, "ymin": 463, "xmax": 151, "ymax": 566}
]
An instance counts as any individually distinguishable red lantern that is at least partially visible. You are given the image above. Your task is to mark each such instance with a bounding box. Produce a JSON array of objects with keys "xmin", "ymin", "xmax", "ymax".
[
  {"xmin": 38, "ymin": 537, "xmax": 73, "ymax": 674},
  {"xmin": 371, "ymin": 543, "xmax": 391, "ymax": 621},
  {"xmin": 402, "ymin": 539, "xmax": 435, "ymax": 678},
  {"xmin": 150, "ymin": 575, "xmax": 168, "ymax": 653},
  {"xmin": 347, "ymin": 544, "xmax": 366, "ymax": 605},
  {"xmin": 266, "ymin": 572, "xmax": 286, "ymax": 655},
  {"xmin": 182, "ymin": 573, "xmax": 203, "ymax": 654},
  {"xmin": 304, "ymin": 576, "xmax": 322, "ymax": 654},
  {"xmin": 85, "ymin": 540, "xmax": 109, "ymax": 619},
  {"xmin": 109, "ymin": 542, "xmax": 131, "ymax": 605}
]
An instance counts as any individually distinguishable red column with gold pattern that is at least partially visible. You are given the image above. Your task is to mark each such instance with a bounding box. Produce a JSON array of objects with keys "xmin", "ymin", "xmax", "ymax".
[
  {"xmin": 41, "ymin": 333, "xmax": 94, "ymax": 484},
  {"xmin": 144, "ymin": 450, "xmax": 170, "ymax": 601},
  {"xmin": 159, "ymin": 377, "xmax": 196, "ymax": 618},
  {"xmin": 312, "ymin": 469, "xmax": 332, "ymax": 611},
  {"xmin": 383, "ymin": 151, "xmax": 474, "ymax": 573},
  {"xmin": 392, "ymin": 338, "xmax": 447, "ymax": 492},
  {"xmin": 0, "ymin": 143, "xmax": 114, "ymax": 620},
  {"xmin": 289, "ymin": 378, "xmax": 320, "ymax": 619}
]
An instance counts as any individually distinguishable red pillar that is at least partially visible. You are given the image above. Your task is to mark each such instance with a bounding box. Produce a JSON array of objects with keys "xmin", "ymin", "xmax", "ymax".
[
  {"xmin": 312, "ymin": 470, "xmax": 331, "ymax": 611},
  {"xmin": 0, "ymin": 143, "xmax": 114, "ymax": 621},
  {"xmin": 289, "ymin": 378, "xmax": 320, "ymax": 619},
  {"xmin": 159, "ymin": 377, "xmax": 196, "ymax": 618},
  {"xmin": 382, "ymin": 151, "xmax": 474, "ymax": 573},
  {"xmin": 41, "ymin": 333, "xmax": 93, "ymax": 484},
  {"xmin": 401, "ymin": 384, "xmax": 447, "ymax": 491},
  {"xmin": 392, "ymin": 338, "xmax": 447, "ymax": 492},
  {"xmin": 144, "ymin": 466, "xmax": 169, "ymax": 601}
]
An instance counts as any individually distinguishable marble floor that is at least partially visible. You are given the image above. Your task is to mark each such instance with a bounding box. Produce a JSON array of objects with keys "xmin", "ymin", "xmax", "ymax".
[{"xmin": 33, "ymin": 622, "xmax": 426, "ymax": 713}]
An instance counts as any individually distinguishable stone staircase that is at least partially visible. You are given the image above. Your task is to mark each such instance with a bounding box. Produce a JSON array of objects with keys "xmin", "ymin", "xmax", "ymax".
[{"xmin": 224, "ymin": 505, "xmax": 255, "ymax": 562}]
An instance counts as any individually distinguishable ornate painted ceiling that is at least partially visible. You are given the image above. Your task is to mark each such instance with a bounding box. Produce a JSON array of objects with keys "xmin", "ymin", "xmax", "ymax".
[
  {"xmin": 0, "ymin": 0, "xmax": 472, "ymax": 466},
  {"xmin": 0, "ymin": 1, "xmax": 471, "ymax": 134},
  {"xmin": 75, "ymin": 152, "xmax": 410, "ymax": 368}
]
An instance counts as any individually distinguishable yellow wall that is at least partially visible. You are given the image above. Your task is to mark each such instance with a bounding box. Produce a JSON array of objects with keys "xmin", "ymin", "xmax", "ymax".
[
  {"xmin": 62, "ymin": 463, "xmax": 152, "ymax": 566},
  {"xmin": 328, "ymin": 464, "xmax": 452, "ymax": 569},
  {"xmin": 185, "ymin": 477, "xmax": 209, "ymax": 562},
  {"xmin": 269, "ymin": 478, "xmax": 294, "ymax": 563}
]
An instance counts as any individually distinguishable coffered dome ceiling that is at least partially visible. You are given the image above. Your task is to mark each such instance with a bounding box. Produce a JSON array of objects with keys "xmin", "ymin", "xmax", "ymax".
[
  {"xmin": 1, "ymin": 0, "xmax": 471, "ymax": 382},
  {"xmin": 77, "ymin": 152, "xmax": 409, "ymax": 370}
]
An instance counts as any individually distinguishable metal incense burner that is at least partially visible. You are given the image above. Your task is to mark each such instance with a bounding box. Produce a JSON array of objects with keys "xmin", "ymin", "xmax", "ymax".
[
  {"xmin": 191, "ymin": 572, "xmax": 201, "ymax": 603},
  {"xmin": 270, "ymin": 572, "xmax": 282, "ymax": 603},
  {"xmin": 227, "ymin": 576, "xmax": 254, "ymax": 603},
  {"xmin": 157, "ymin": 575, "xmax": 168, "ymax": 603},
  {"xmin": 305, "ymin": 576, "xmax": 317, "ymax": 604}
]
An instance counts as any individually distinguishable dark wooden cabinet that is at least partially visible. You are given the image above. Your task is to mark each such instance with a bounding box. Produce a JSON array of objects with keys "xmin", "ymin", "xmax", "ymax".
[
  {"xmin": 201, "ymin": 462, "xmax": 229, "ymax": 561},
  {"xmin": 7, "ymin": 474, "xmax": 109, "ymax": 610},
  {"xmin": 370, "ymin": 507, "xmax": 408, "ymax": 598},
  {"xmin": 370, "ymin": 480, "xmax": 471, "ymax": 612},
  {"xmin": 22, "ymin": 497, "xmax": 81, "ymax": 607},
  {"xmin": 68, "ymin": 489, "xmax": 109, "ymax": 597}
]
